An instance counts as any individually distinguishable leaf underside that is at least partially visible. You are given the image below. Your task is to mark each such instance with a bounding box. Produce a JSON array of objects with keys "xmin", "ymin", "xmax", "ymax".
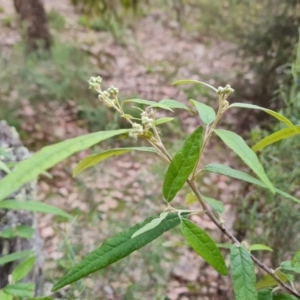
[{"xmin": 230, "ymin": 245, "xmax": 258, "ymax": 300}]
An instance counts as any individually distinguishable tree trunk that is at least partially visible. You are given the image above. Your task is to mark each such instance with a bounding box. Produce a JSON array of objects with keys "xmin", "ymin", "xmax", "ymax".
[
  {"xmin": 0, "ymin": 121, "xmax": 44, "ymax": 296},
  {"xmin": 13, "ymin": 0, "xmax": 51, "ymax": 52}
]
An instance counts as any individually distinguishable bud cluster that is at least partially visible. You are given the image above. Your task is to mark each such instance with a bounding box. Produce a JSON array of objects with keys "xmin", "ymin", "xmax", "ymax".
[
  {"xmin": 88, "ymin": 76, "xmax": 102, "ymax": 90},
  {"xmin": 129, "ymin": 122, "xmax": 144, "ymax": 139},
  {"xmin": 107, "ymin": 86, "xmax": 119, "ymax": 96},
  {"xmin": 141, "ymin": 111, "xmax": 154, "ymax": 129},
  {"xmin": 217, "ymin": 84, "xmax": 234, "ymax": 95}
]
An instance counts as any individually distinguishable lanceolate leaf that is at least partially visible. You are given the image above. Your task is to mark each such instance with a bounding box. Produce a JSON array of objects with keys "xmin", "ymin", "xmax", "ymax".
[
  {"xmin": 52, "ymin": 213, "xmax": 183, "ymax": 292},
  {"xmin": 0, "ymin": 201, "xmax": 72, "ymax": 219},
  {"xmin": 256, "ymin": 270, "xmax": 289, "ymax": 289},
  {"xmin": 190, "ymin": 100, "xmax": 216, "ymax": 125},
  {"xmin": 159, "ymin": 99, "xmax": 191, "ymax": 111},
  {"xmin": 0, "ymin": 147, "xmax": 13, "ymax": 160},
  {"xmin": 292, "ymin": 249, "xmax": 300, "ymax": 267},
  {"xmin": 203, "ymin": 163, "xmax": 300, "ymax": 204},
  {"xmin": 214, "ymin": 129, "xmax": 274, "ymax": 193},
  {"xmin": 0, "ymin": 250, "xmax": 33, "ymax": 266},
  {"xmin": 229, "ymin": 103, "xmax": 295, "ymax": 128},
  {"xmin": 181, "ymin": 219, "xmax": 227, "ymax": 275},
  {"xmin": 0, "ymin": 129, "xmax": 128, "ymax": 202},
  {"xmin": 184, "ymin": 192, "xmax": 198, "ymax": 205},
  {"xmin": 280, "ymin": 261, "xmax": 300, "ymax": 275},
  {"xmin": 249, "ymin": 244, "xmax": 273, "ymax": 252},
  {"xmin": 154, "ymin": 117, "xmax": 175, "ymax": 126},
  {"xmin": 202, "ymin": 196, "xmax": 225, "ymax": 213},
  {"xmin": 172, "ymin": 79, "xmax": 218, "ymax": 93},
  {"xmin": 184, "ymin": 193, "xmax": 225, "ymax": 213},
  {"xmin": 73, "ymin": 147, "xmax": 157, "ymax": 176},
  {"xmin": 258, "ymin": 289, "xmax": 272, "ymax": 300},
  {"xmin": 12, "ymin": 256, "xmax": 36, "ymax": 282},
  {"xmin": 122, "ymin": 99, "xmax": 173, "ymax": 111},
  {"xmin": 0, "ymin": 225, "xmax": 34, "ymax": 239},
  {"xmin": 0, "ymin": 161, "xmax": 10, "ymax": 174},
  {"xmin": 252, "ymin": 125, "xmax": 300, "ymax": 152},
  {"xmin": 163, "ymin": 126, "xmax": 203, "ymax": 202},
  {"xmin": 3, "ymin": 283, "xmax": 34, "ymax": 298},
  {"xmin": 230, "ymin": 244, "xmax": 258, "ymax": 300}
]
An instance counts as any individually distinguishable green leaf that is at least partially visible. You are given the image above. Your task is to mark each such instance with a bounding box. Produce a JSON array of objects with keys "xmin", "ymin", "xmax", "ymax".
[
  {"xmin": 159, "ymin": 99, "xmax": 191, "ymax": 111},
  {"xmin": 273, "ymin": 294, "xmax": 298, "ymax": 300},
  {"xmin": 0, "ymin": 290, "xmax": 13, "ymax": 300},
  {"xmin": 252, "ymin": 125, "xmax": 300, "ymax": 152},
  {"xmin": 230, "ymin": 244, "xmax": 257, "ymax": 300},
  {"xmin": 12, "ymin": 256, "xmax": 36, "ymax": 282},
  {"xmin": 0, "ymin": 161, "xmax": 10, "ymax": 174},
  {"xmin": 0, "ymin": 129, "xmax": 128, "ymax": 202},
  {"xmin": 122, "ymin": 99, "xmax": 173, "ymax": 111},
  {"xmin": 14, "ymin": 225, "xmax": 35, "ymax": 239},
  {"xmin": 0, "ymin": 225, "xmax": 34, "ymax": 239},
  {"xmin": 181, "ymin": 219, "xmax": 227, "ymax": 275},
  {"xmin": 202, "ymin": 196, "xmax": 225, "ymax": 213},
  {"xmin": 0, "ymin": 250, "xmax": 33, "ymax": 266},
  {"xmin": 292, "ymin": 249, "xmax": 300, "ymax": 267},
  {"xmin": 0, "ymin": 200, "xmax": 72, "ymax": 219},
  {"xmin": 52, "ymin": 212, "xmax": 183, "ymax": 292},
  {"xmin": 189, "ymin": 100, "xmax": 216, "ymax": 125},
  {"xmin": 184, "ymin": 193, "xmax": 224, "ymax": 213},
  {"xmin": 131, "ymin": 212, "xmax": 168, "ymax": 239},
  {"xmin": 214, "ymin": 129, "xmax": 274, "ymax": 193},
  {"xmin": 184, "ymin": 192, "xmax": 198, "ymax": 205},
  {"xmin": 216, "ymin": 243, "xmax": 231, "ymax": 249},
  {"xmin": 73, "ymin": 147, "xmax": 157, "ymax": 177},
  {"xmin": 163, "ymin": 126, "xmax": 203, "ymax": 202},
  {"xmin": 3, "ymin": 283, "xmax": 34, "ymax": 298},
  {"xmin": 229, "ymin": 103, "xmax": 295, "ymax": 128},
  {"xmin": 258, "ymin": 289, "xmax": 272, "ymax": 300},
  {"xmin": 203, "ymin": 163, "xmax": 300, "ymax": 204},
  {"xmin": 172, "ymin": 79, "xmax": 218, "ymax": 93},
  {"xmin": 0, "ymin": 227, "xmax": 15, "ymax": 238},
  {"xmin": 249, "ymin": 244, "xmax": 273, "ymax": 252},
  {"xmin": 280, "ymin": 261, "xmax": 300, "ymax": 275},
  {"xmin": 256, "ymin": 270, "xmax": 289, "ymax": 289},
  {"xmin": 0, "ymin": 147, "xmax": 13, "ymax": 160},
  {"xmin": 154, "ymin": 117, "xmax": 175, "ymax": 126}
]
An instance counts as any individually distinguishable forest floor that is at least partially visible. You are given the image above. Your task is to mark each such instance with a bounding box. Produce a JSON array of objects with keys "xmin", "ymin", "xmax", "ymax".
[{"xmin": 0, "ymin": 1, "xmax": 248, "ymax": 299}]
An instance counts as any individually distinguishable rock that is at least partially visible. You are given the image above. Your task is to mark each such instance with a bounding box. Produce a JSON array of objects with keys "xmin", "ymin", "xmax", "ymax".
[{"xmin": 0, "ymin": 120, "xmax": 44, "ymax": 295}]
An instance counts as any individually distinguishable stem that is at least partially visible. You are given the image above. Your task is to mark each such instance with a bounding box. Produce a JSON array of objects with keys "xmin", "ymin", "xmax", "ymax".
[
  {"xmin": 191, "ymin": 97, "xmax": 224, "ymax": 180},
  {"xmin": 188, "ymin": 179, "xmax": 300, "ymax": 299}
]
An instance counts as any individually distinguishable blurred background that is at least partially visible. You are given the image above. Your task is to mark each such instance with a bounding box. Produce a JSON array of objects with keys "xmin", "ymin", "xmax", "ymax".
[{"xmin": 0, "ymin": 0, "xmax": 300, "ymax": 299}]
